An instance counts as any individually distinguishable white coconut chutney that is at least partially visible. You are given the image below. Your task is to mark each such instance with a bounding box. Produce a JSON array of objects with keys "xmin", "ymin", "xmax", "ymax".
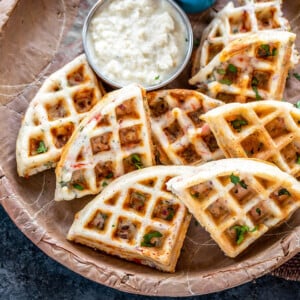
[{"xmin": 87, "ymin": 0, "xmax": 189, "ymax": 87}]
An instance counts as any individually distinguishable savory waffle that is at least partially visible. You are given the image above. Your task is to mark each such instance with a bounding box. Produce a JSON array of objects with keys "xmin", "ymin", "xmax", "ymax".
[
  {"xmin": 191, "ymin": 0, "xmax": 293, "ymax": 76},
  {"xmin": 67, "ymin": 165, "xmax": 193, "ymax": 272},
  {"xmin": 202, "ymin": 100, "xmax": 300, "ymax": 180},
  {"xmin": 167, "ymin": 158, "xmax": 300, "ymax": 258},
  {"xmin": 16, "ymin": 54, "xmax": 105, "ymax": 177},
  {"xmin": 147, "ymin": 89, "xmax": 224, "ymax": 165},
  {"xmin": 190, "ymin": 31, "xmax": 296, "ymax": 103},
  {"xmin": 55, "ymin": 84, "xmax": 155, "ymax": 201}
]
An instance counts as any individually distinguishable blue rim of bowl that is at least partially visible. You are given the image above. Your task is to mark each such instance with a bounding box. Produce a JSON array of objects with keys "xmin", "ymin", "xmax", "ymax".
[{"xmin": 82, "ymin": 0, "xmax": 194, "ymax": 91}]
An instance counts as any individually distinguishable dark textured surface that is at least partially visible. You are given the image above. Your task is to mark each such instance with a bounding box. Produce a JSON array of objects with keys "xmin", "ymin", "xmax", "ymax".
[{"xmin": 1, "ymin": 205, "xmax": 300, "ymax": 300}]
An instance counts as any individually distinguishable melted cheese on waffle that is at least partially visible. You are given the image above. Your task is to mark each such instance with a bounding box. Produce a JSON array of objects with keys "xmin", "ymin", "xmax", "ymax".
[
  {"xmin": 190, "ymin": 31, "xmax": 295, "ymax": 103},
  {"xmin": 191, "ymin": 0, "xmax": 297, "ymax": 76}
]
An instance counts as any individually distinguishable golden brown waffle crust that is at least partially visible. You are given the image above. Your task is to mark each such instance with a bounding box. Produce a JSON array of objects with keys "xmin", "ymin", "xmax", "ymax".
[
  {"xmin": 16, "ymin": 54, "xmax": 105, "ymax": 177},
  {"xmin": 189, "ymin": 31, "xmax": 295, "ymax": 102},
  {"xmin": 67, "ymin": 165, "xmax": 194, "ymax": 272},
  {"xmin": 201, "ymin": 100, "xmax": 300, "ymax": 177},
  {"xmin": 167, "ymin": 158, "xmax": 300, "ymax": 258},
  {"xmin": 55, "ymin": 83, "xmax": 155, "ymax": 201},
  {"xmin": 146, "ymin": 89, "xmax": 224, "ymax": 165},
  {"xmin": 191, "ymin": 0, "xmax": 295, "ymax": 76}
]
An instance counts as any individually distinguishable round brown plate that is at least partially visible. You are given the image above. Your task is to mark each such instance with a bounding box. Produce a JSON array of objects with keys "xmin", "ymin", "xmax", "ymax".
[{"xmin": 0, "ymin": 0, "xmax": 300, "ymax": 296}]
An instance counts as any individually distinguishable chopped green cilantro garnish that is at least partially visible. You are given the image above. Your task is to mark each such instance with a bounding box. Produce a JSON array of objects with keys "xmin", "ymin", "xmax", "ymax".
[
  {"xmin": 295, "ymin": 101, "xmax": 300, "ymax": 108},
  {"xmin": 230, "ymin": 119, "xmax": 248, "ymax": 132},
  {"xmin": 256, "ymin": 208, "xmax": 261, "ymax": 216},
  {"xmin": 230, "ymin": 173, "xmax": 248, "ymax": 189},
  {"xmin": 141, "ymin": 231, "xmax": 163, "ymax": 247},
  {"xmin": 217, "ymin": 69, "xmax": 226, "ymax": 75},
  {"xmin": 219, "ymin": 79, "xmax": 232, "ymax": 85},
  {"xmin": 154, "ymin": 75, "xmax": 160, "ymax": 80},
  {"xmin": 228, "ymin": 64, "xmax": 237, "ymax": 73},
  {"xmin": 102, "ymin": 213, "xmax": 108, "ymax": 219},
  {"xmin": 36, "ymin": 141, "xmax": 47, "ymax": 154},
  {"xmin": 166, "ymin": 207, "xmax": 175, "ymax": 221},
  {"xmin": 293, "ymin": 73, "xmax": 300, "ymax": 81},
  {"xmin": 258, "ymin": 44, "xmax": 277, "ymax": 57},
  {"xmin": 232, "ymin": 225, "xmax": 258, "ymax": 244},
  {"xmin": 251, "ymin": 77, "xmax": 262, "ymax": 100},
  {"xmin": 105, "ymin": 172, "xmax": 114, "ymax": 179},
  {"xmin": 102, "ymin": 181, "xmax": 108, "ymax": 187},
  {"xmin": 73, "ymin": 183, "xmax": 84, "ymax": 190},
  {"xmin": 296, "ymin": 153, "xmax": 300, "ymax": 164},
  {"xmin": 131, "ymin": 154, "xmax": 143, "ymax": 169},
  {"xmin": 278, "ymin": 188, "xmax": 291, "ymax": 197}
]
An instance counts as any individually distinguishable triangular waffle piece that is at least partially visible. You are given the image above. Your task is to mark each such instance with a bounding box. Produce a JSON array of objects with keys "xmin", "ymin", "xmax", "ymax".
[
  {"xmin": 190, "ymin": 31, "xmax": 296, "ymax": 103},
  {"xmin": 167, "ymin": 158, "xmax": 300, "ymax": 257},
  {"xmin": 16, "ymin": 54, "xmax": 105, "ymax": 177},
  {"xmin": 55, "ymin": 84, "xmax": 155, "ymax": 201},
  {"xmin": 147, "ymin": 89, "xmax": 224, "ymax": 165},
  {"xmin": 67, "ymin": 165, "xmax": 193, "ymax": 272},
  {"xmin": 202, "ymin": 100, "xmax": 300, "ymax": 180},
  {"xmin": 191, "ymin": 0, "xmax": 295, "ymax": 76}
]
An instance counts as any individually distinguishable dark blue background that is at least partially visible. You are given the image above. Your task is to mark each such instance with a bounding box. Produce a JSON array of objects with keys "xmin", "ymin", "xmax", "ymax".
[{"xmin": 1, "ymin": 205, "xmax": 299, "ymax": 300}]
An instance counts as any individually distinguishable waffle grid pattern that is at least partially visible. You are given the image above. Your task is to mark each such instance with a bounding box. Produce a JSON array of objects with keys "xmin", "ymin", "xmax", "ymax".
[
  {"xmin": 16, "ymin": 54, "xmax": 104, "ymax": 177},
  {"xmin": 190, "ymin": 31, "xmax": 294, "ymax": 103},
  {"xmin": 167, "ymin": 159, "xmax": 300, "ymax": 257},
  {"xmin": 147, "ymin": 90, "xmax": 224, "ymax": 165},
  {"xmin": 67, "ymin": 166, "xmax": 192, "ymax": 272},
  {"xmin": 202, "ymin": 101, "xmax": 300, "ymax": 179},
  {"xmin": 55, "ymin": 85, "xmax": 154, "ymax": 201},
  {"xmin": 193, "ymin": 0, "xmax": 289, "ymax": 72}
]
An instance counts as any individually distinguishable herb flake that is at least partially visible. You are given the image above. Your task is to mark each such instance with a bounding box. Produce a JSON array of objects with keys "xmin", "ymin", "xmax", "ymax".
[
  {"xmin": 278, "ymin": 188, "xmax": 291, "ymax": 197},
  {"xmin": 231, "ymin": 118, "xmax": 248, "ymax": 132},
  {"xmin": 232, "ymin": 225, "xmax": 258, "ymax": 245},
  {"xmin": 217, "ymin": 69, "xmax": 226, "ymax": 75},
  {"xmin": 102, "ymin": 181, "xmax": 108, "ymax": 187},
  {"xmin": 219, "ymin": 78, "xmax": 232, "ymax": 85},
  {"xmin": 131, "ymin": 154, "xmax": 144, "ymax": 169},
  {"xmin": 105, "ymin": 172, "xmax": 114, "ymax": 179},
  {"xmin": 166, "ymin": 207, "xmax": 175, "ymax": 221},
  {"xmin": 230, "ymin": 173, "xmax": 248, "ymax": 189},
  {"xmin": 228, "ymin": 64, "xmax": 237, "ymax": 73},
  {"xmin": 37, "ymin": 141, "xmax": 47, "ymax": 154},
  {"xmin": 251, "ymin": 77, "xmax": 262, "ymax": 100},
  {"xmin": 293, "ymin": 73, "xmax": 300, "ymax": 81},
  {"xmin": 258, "ymin": 44, "xmax": 277, "ymax": 57},
  {"xmin": 141, "ymin": 231, "xmax": 163, "ymax": 247},
  {"xmin": 73, "ymin": 183, "xmax": 84, "ymax": 190},
  {"xmin": 295, "ymin": 101, "xmax": 300, "ymax": 109}
]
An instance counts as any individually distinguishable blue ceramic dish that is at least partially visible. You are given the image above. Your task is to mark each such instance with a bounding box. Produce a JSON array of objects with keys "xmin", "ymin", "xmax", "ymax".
[{"xmin": 175, "ymin": 0, "xmax": 216, "ymax": 13}]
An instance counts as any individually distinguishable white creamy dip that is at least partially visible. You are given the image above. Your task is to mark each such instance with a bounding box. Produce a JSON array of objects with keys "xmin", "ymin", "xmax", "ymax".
[{"xmin": 87, "ymin": 0, "xmax": 189, "ymax": 87}]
